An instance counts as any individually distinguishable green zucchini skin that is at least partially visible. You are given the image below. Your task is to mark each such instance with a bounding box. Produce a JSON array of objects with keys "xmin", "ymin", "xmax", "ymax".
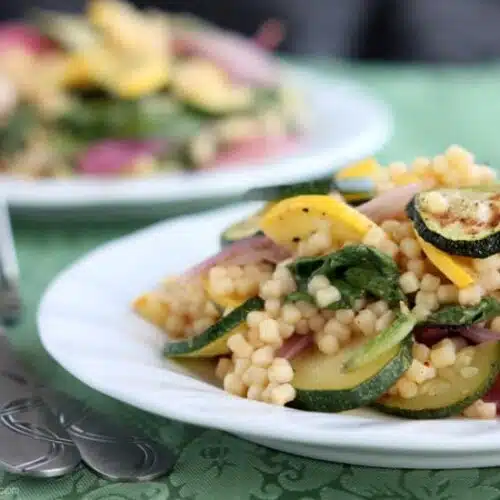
[
  {"xmin": 373, "ymin": 341, "xmax": 500, "ymax": 419},
  {"xmin": 164, "ymin": 297, "xmax": 263, "ymax": 357},
  {"xmin": 219, "ymin": 218, "xmax": 264, "ymax": 247},
  {"xmin": 406, "ymin": 193, "xmax": 500, "ymax": 258},
  {"xmin": 243, "ymin": 177, "xmax": 333, "ymax": 202},
  {"xmin": 290, "ymin": 336, "xmax": 413, "ymax": 413}
]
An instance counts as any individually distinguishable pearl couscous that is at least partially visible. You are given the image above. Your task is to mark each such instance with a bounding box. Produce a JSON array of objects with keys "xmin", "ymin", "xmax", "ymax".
[{"xmin": 135, "ymin": 145, "xmax": 500, "ymax": 420}]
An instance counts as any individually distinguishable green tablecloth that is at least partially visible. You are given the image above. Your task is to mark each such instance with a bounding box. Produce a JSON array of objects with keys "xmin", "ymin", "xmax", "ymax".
[{"xmin": 4, "ymin": 61, "xmax": 500, "ymax": 500}]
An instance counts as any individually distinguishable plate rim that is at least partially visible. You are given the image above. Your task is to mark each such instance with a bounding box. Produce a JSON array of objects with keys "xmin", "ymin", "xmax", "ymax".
[{"xmin": 36, "ymin": 202, "xmax": 500, "ymax": 463}]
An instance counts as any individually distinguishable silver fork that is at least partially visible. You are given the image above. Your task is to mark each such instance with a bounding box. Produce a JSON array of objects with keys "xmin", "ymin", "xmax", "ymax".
[{"xmin": 0, "ymin": 200, "xmax": 176, "ymax": 481}]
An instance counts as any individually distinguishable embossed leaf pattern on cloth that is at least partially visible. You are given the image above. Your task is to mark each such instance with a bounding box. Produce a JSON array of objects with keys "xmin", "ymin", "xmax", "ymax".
[{"xmin": 6, "ymin": 63, "xmax": 500, "ymax": 499}]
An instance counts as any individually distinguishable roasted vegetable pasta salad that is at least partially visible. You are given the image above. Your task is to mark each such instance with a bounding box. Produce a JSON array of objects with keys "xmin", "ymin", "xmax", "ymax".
[
  {"xmin": 0, "ymin": 0, "xmax": 302, "ymax": 179},
  {"xmin": 134, "ymin": 145, "xmax": 500, "ymax": 420}
]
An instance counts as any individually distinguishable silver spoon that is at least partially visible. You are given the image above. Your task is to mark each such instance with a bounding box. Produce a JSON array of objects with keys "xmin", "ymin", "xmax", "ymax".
[{"xmin": 39, "ymin": 389, "xmax": 177, "ymax": 482}]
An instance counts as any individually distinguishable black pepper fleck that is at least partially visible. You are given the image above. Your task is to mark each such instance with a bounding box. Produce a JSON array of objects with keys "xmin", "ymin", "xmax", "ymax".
[
  {"xmin": 292, "ymin": 237, "xmax": 300, "ymax": 243},
  {"xmin": 302, "ymin": 208, "xmax": 309, "ymax": 213}
]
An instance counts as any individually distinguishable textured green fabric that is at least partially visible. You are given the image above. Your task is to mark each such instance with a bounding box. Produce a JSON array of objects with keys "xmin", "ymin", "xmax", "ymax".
[{"xmin": 4, "ymin": 61, "xmax": 500, "ymax": 500}]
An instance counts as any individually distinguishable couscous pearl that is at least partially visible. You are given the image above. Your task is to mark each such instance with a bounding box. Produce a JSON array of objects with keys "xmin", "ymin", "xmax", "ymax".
[
  {"xmin": 354, "ymin": 298, "xmax": 367, "ymax": 311},
  {"xmin": 315, "ymin": 286, "xmax": 341, "ymax": 308},
  {"xmin": 215, "ymin": 358, "xmax": 233, "ymax": 380},
  {"xmin": 378, "ymin": 239, "xmax": 399, "ymax": 259},
  {"xmin": 437, "ymin": 284, "xmax": 459, "ymax": 304},
  {"xmin": 247, "ymin": 328, "xmax": 265, "ymax": 348},
  {"xmin": 227, "ymin": 333, "xmax": 254, "ymax": 358},
  {"xmin": 226, "ymin": 265, "xmax": 244, "ymax": 279},
  {"xmin": 406, "ymin": 258, "xmax": 426, "ymax": 278},
  {"xmin": 479, "ymin": 271, "xmax": 500, "ymax": 293},
  {"xmin": 375, "ymin": 310, "xmax": 395, "ymax": 333},
  {"xmin": 296, "ymin": 301, "xmax": 318, "ymax": 319},
  {"xmin": 278, "ymin": 321, "xmax": 295, "ymax": 339},
  {"xmin": 270, "ymin": 383, "xmax": 296, "ymax": 406},
  {"xmin": 307, "ymin": 275, "xmax": 331, "ymax": 295},
  {"xmin": 295, "ymin": 318, "xmax": 310, "ymax": 335},
  {"xmin": 463, "ymin": 400, "xmax": 497, "ymax": 420},
  {"xmin": 460, "ymin": 366, "xmax": 479, "ymax": 379},
  {"xmin": 209, "ymin": 266, "xmax": 227, "ymax": 280},
  {"xmin": 335, "ymin": 309, "xmax": 355, "ymax": 325},
  {"xmin": 412, "ymin": 342, "xmax": 431, "ymax": 363},
  {"xmin": 223, "ymin": 373, "xmax": 246, "ymax": 396},
  {"xmin": 415, "ymin": 291, "xmax": 439, "ymax": 311},
  {"xmin": 458, "ymin": 285, "xmax": 483, "ymax": 306},
  {"xmin": 399, "ymin": 271, "xmax": 420, "ymax": 294},
  {"xmin": 281, "ymin": 303, "xmax": 302, "ymax": 324},
  {"xmin": 412, "ymin": 304, "xmax": 431, "ymax": 321},
  {"xmin": 246, "ymin": 311, "xmax": 268, "ymax": 329},
  {"xmin": 242, "ymin": 365, "xmax": 269, "ymax": 386},
  {"xmin": 260, "ymin": 279, "xmax": 282, "ymax": 299},
  {"xmin": 307, "ymin": 314, "xmax": 325, "ymax": 332},
  {"xmin": 420, "ymin": 274, "xmax": 441, "ymax": 293},
  {"xmin": 316, "ymin": 333, "xmax": 340, "ymax": 355},
  {"xmin": 233, "ymin": 357, "xmax": 252, "ymax": 376},
  {"xmin": 423, "ymin": 191, "xmax": 449, "ymax": 215},
  {"xmin": 430, "ymin": 339, "xmax": 456, "ymax": 368},
  {"xmin": 406, "ymin": 359, "xmax": 436, "ymax": 384},
  {"xmin": 324, "ymin": 318, "xmax": 351, "ymax": 343},
  {"xmin": 363, "ymin": 226, "xmax": 387, "ymax": 247},
  {"xmin": 246, "ymin": 384, "xmax": 263, "ymax": 401},
  {"xmin": 354, "ymin": 309, "xmax": 377, "ymax": 337},
  {"xmin": 251, "ymin": 346, "xmax": 275, "ymax": 367},
  {"xmin": 259, "ymin": 318, "xmax": 281, "ymax": 344},
  {"xmin": 264, "ymin": 298, "xmax": 282, "ymax": 318},
  {"xmin": 268, "ymin": 358, "xmax": 294, "ymax": 384},
  {"xmin": 490, "ymin": 316, "xmax": 500, "ymax": 333},
  {"xmin": 397, "ymin": 378, "xmax": 418, "ymax": 399},
  {"xmin": 400, "ymin": 238, "xmax": 421, "ymax": 259},
  {"xmin": 368, "ymin": 300, "xmax": 389, "ymax": 317}
]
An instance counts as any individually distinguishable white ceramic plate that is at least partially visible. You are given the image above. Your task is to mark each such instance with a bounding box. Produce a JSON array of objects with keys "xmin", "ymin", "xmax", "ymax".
[
  {"xmin": 38, "ymin": 203, "xmax": 500, "ymax": 469},
  {"xmin": 1, "ymin": 65, "xmax": 391, "ymax": 210}
]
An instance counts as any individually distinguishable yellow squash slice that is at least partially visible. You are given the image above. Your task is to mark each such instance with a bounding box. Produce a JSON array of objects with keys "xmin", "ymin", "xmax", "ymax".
[
  {"xmin": 414, "ymin": 232, "xmax": 476, "ymax": 288},
  {"xmin": 259, "ymin": 195, "xmax": 377, "ymax": 250},
  {"xmin": 336, "ymin": 158, "xmax": 383, "ymax": 181}
]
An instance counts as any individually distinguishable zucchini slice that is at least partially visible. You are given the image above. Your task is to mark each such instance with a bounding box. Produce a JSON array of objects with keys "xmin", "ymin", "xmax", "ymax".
[
  {"xmin": 344, "ymin": 310, "xmax": 416, "ymax": 372},
  {"xmin": 243, "ymin": 177, "xmax": 375, "ymax": 204},
  {"xmin": 163, "ymin": 297, "xmax": 263, "ymax": 358},
  {"xmin": 219, "ymin": 202, "xmax": 275, "ymax": 247},
  {"xmin": 290, "ymin": 336, "xmax": 412, "ymax": 412},
  {"xmin": 407, "ymin": 187, "xmax": 500, "ymax": 258},
  {"xmin": 374, "ymin": 341, "xmax": 500, "ymax": 419}
]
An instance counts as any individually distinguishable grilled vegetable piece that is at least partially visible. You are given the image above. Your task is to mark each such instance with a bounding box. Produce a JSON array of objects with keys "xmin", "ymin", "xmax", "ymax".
[
  {"xmin": 290, "ymin": 335, "xmax": 412, "ymax": 412},
  {"xmin": 163, "ymin": 297, "xmax": 263, "ymax": 358},
  {"xmin": 374, "ymin": 341, "xmax": 500, "ymax": 419},
  {"xmin": 407, "ymin": 187, "xmax": 500, "ymax": 258}
]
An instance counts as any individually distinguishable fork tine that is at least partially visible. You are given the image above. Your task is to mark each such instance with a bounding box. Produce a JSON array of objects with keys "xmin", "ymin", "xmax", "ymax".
[{"xmin": 0, "ymin": 199, "xmax": 21, "ymax": 325}]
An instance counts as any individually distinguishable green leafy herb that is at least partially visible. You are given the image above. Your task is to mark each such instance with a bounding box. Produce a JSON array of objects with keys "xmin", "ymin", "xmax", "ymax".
[
  {"xmin": 0, "ymin": 104, "xmax": 37, "ymax": 155},
  {"xmin": 286, "ymin": 244, "xmax": 405, "ymax": 308},
  {"xmin": 285, "ymin": 291, "xmax": 315, "ymax": 304},
  {"xmin": 344, "ymin": 267, "xmax": 405, "ymax": 305},
  {"xmin": 426, "ymin": 297, "xmax": 500, "ymax": 325}
]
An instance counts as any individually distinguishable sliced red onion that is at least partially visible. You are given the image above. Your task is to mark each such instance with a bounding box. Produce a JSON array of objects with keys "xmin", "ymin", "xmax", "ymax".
[
  {"xmin": 253, "ymin": 19, "xmax": 285, "ymax": 51},
  {"xmin": 413, "ymin": 324, "xmax": 500, "ymax": 347},
  {"xmin": 78, "ymin": 139, "xmax": 167, "ymax": 176},
  {"xmin": 276, "ymin": 334, "xmax": 313, "ymax": 359},
  {"xmin": 172, "ymin": 24, "xmax": 280, "ymax": 87},
  {"xmin": 205, "ymin": 135, "xmax": 297, "ymax": 170},
  {"xmin": 181, "ymin": 235, "xmax": 290, "ymax": 281},
  {"xmin": 358, "ymin": 183, "xmax": 426, "ymax": 223},
  {"xmin": 0, "ymin": 23, "xmax": 55, "ymax": 54}
]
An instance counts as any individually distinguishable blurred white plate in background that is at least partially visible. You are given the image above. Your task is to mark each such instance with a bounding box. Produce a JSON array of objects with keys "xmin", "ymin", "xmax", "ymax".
[{"xmin": 1, "ymin": 65, "xmax": 391, "ymax": 210}]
